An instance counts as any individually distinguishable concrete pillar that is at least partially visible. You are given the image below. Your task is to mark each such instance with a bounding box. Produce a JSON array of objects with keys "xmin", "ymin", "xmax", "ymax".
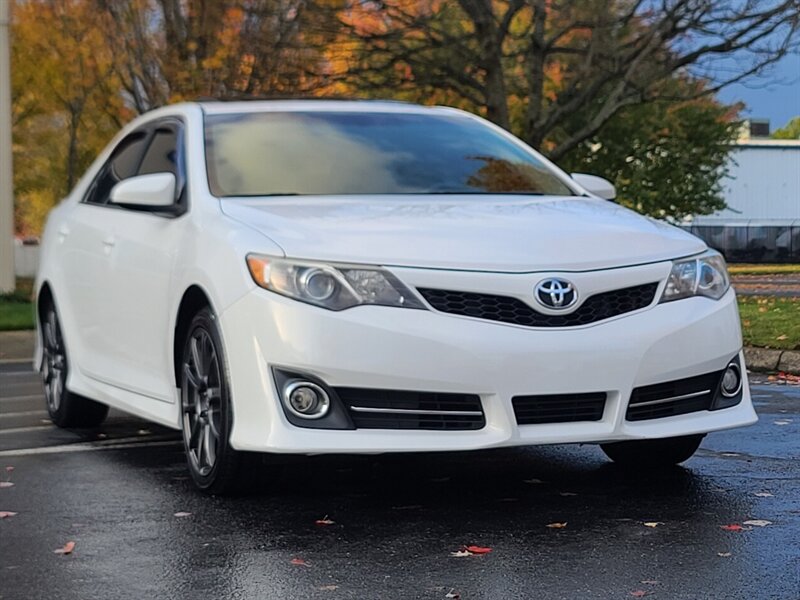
[{"xmin": 0, "ymin": 0, "xmax": 15, "ymax": 293}]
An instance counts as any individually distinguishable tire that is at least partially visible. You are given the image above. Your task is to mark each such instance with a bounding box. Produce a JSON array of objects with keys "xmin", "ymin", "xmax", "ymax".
[
  {"xmin": 600, "ymin": 434, "xmax": 704, "ymax": 468},
  {"xmin": 180, "ymin": 308, "xmax": 248, "ymax": 495},
  {"xmin": 40, "ymin": 298, "xmax": 108, "ymax": 428}
]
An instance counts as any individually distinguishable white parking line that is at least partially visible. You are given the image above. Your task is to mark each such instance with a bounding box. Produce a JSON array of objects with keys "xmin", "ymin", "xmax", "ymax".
[
  {"xmin": 0, "ymin": 439, "xmax": 180, "ymax": 457},
  {"xmin": 0, "ymin": 425, "xmax": 54, "ymax": 435},
  {"xmin": 0, "ymin": 410, "xmax": 47, "ymax": 419},
  {"xmin": 0, "ymin": 394, "xmax": 44, "ymax": 403}
]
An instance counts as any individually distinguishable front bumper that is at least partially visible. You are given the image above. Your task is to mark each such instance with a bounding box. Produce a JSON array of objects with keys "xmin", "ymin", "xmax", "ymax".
[{"xmin": 219, "ymin": 265, "xmax": 756, "ymax": 453}]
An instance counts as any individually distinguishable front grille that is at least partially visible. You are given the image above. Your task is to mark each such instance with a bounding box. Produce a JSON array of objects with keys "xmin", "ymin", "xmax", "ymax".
[
  {"xmin": 626, "ymin": 370, "xmax": 723, "ymax": 421},
  {"xmin": 512, "ymin": 393, "xmax": 607, "ymax": 425},
  {"xmin": 417, "ymin": 283, "xmax": 659, "ymax": 328},
  {"xmin": 335, "ymin": 388, "xmax": 485, "ymax": 430}
]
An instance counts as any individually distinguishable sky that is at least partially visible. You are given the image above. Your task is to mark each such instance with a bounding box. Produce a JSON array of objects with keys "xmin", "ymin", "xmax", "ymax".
[{"xmin": 718, "ymin": 53, "xmax": 800, "ymax": 132}]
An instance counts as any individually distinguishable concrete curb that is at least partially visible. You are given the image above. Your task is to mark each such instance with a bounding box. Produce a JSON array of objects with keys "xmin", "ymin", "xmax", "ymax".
[
  {"xmin": 0, "ymin": 330, "xmax": 35, "ymax": 362},
  {"xmin": 1, "ymin": 329, "xmax": 799, "ymax": 374}
]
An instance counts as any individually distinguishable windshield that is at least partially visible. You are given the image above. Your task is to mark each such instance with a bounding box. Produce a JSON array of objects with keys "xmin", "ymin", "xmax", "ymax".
[{"xmin": 204, "ymin": 111, "xmax": 575, "ymax": 197}]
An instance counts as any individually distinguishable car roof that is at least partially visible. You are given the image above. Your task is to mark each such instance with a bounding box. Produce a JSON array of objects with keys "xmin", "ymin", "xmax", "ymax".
[{"xmin": 197, "ymin": 98, "xmax": 467, "ymax": 116}]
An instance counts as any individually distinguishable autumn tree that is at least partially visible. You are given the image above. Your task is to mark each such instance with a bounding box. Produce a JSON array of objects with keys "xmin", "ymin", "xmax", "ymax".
[
  {"xmin": 98, "ymin": 0, "xmax": 346, "ymax": 111},
  {"xmin": 11, "ymin": 0, "xmax": 126, "ymax": 234},
  {"xmin": 333, "ymin": 0, "xmax": 799, "ymax": 161}
]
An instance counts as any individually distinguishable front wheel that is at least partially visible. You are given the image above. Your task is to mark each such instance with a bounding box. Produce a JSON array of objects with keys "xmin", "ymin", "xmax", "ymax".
[
  {"xmin": 41, "ymin": 299, "xmax": 108, "ymax": 428},
  {"xmin": 180, "ymin": 308, "xmax": 248, "ymax": 495},
  {"xmin": 600, "ymin": 434, "xmax": 704, "ymax": 468}
]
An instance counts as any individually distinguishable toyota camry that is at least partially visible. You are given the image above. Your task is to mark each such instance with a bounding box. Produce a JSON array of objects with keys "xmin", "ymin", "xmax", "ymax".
[{"xmin": 35, "ymin": 100, "xmax": 756, "ymax": 493}]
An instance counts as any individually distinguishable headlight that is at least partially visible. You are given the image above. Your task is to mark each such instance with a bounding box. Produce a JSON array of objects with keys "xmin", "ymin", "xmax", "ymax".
[
  {"xmin": 660, "ymin": 250, "xmax": 730, "ymax": 303},
  {"xmin": 246, "ymin": 255, "xmax": 426, "ymax": 311}
]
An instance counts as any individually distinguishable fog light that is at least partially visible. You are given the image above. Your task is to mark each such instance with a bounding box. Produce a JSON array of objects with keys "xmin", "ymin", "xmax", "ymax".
[
  {"xmin": 283, "ymin": 381, "xmax": 330, "ymax": 419},
  {"xmin": 720, "ymin": 363, "xmax": 742, "ymax": 398}
]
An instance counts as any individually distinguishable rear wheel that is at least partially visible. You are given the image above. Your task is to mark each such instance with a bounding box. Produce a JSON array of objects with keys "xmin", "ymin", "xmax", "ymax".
[
  {"xmin": 41, "ymin": 299, "xmax": 108, "ymax": 428},
  {"xmin": 180, "ymin": 308, "xmax": 247, "ymax": 495},
  {"xmin": 600, "ymin": 434, "xmax": 704, "ymax": 468}
]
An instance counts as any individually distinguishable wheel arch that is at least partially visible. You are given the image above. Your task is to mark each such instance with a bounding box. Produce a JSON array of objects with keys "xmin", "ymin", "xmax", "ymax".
[
  {"xmin": 173, "ymin": 285, "xmax": 215, "ymax": 387},
  {"xmin": 36, "ymin": 281, "xmax": 54, "ymax": 320},
  {"xmin": 34, "ymin": 281, "xmax": 55, "ymax": 370}
]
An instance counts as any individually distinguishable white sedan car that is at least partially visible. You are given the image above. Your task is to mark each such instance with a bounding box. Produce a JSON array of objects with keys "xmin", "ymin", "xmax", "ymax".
[{"xmin": 35, "ymin": 100, "xmax": 756, "ymax": 493}]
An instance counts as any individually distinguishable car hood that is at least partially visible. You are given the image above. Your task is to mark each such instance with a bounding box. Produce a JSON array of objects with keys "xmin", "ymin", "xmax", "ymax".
[{"xmin": 220, "ymin": 195, "xmax": 706, "ymax": 272}]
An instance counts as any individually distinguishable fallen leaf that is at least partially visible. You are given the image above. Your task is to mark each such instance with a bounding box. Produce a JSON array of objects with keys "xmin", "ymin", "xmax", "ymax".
[
  {"xmin": 464, "ymin": 545, "xmax": 492, "ymax": 554},
  {"xmin": 630, "ymin": 591, "xmax": 648, "ymax": 598},
  {"xmin": 290, "ymin": 558, "xmax": 310, "ymax": 567},
  {"xmin": 643, "ymin": 522, "xmax": 663, "ymax": 528},
  {"xmin": 450, "ymin": 550, "xmax": 472, "ymax": 557},
  {"xmin": 315, "ymin": 516, "xmax": 335, "ymax": 526},
  {"xmin": 720, "ymin": 524, "xmax": 745, "ymax": 531},
  {"xmin": 318, "ymin": 585, "xmax": 338, "ymax": 591},
  {"xmin": 717, "ymin": 552, "xmax": 732, "ymax": 557},
  {"xmin": 0, "ymin": 511, "xmax": 18, "ymax": 518},
  {"xmin": 445, "ymin": 590, "xmax": 461, "ymax": 599},
  {"xmin": 173, "ymin": 512, "xmax": 192, "ymax": 518},
  {"xmin": 546, "ymin": 522, "xmax": 567, "ymax": 529},
  {"xmin": 523, "ymin": 478, "xmax": 544, "ymax": 484},
  {"xmin": 743, "ymin": 519, "xmax": 772, "ymax": 527},
  {"xmin": 754, "ymin": 492, "xmax": 774, "ymax": 498},
  {"xmin": 54, "ymin": 541, "xmax": 76, "ymax": 555},
  {"xmin": 0, "ymin": 482, "xmax": 14, "ymax": 488}
]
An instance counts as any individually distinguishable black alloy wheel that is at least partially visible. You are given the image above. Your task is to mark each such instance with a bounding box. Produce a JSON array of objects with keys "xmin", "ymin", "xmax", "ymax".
[
  {"xmin": 180, "ymin": 308, "xmax": 248, "ymax": 494},
  {"xmin": 40, "ymin": 298, "xmax": 108, "ymax": 428}
]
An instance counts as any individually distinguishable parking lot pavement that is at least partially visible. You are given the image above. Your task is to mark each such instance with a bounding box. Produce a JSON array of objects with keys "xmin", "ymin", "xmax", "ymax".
[{"xmin": 0, "ymin": 363, "xmax": 798, "ymax": 600}]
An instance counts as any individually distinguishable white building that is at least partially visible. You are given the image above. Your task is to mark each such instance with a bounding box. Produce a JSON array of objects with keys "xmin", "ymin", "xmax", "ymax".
[{"xmin": 688, "ymin": 138, "xmax": 800, "ymax": 263}]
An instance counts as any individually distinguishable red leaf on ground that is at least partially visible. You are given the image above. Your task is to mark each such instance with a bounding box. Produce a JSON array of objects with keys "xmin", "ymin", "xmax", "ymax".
[
  {"xmin": 464, "ymin": 545, "xmax": 492, "ymax": 554},
  {"xmin": 0, "ymin": 511, "xmax": 18, "ymax": 518},
  {"xmin": 546, "ymin": 522, "xmax": 568, "ymax": 529},
  {"xmin": 291, "ymin": 558, "xmax": 310, "ymax": 567},
  {"xmin": 630, "ymin": 591, "xmax": 648, "ymax": 598},
  {"xmin": 0, "ymin": 482, "xmax": 14, "ymax": 488},
  {"xmin": 315, "ymin": 516, "xmax": 335, "ymax": 526},
  {"xmin": 54, "ymin": 541, "xmax": 76, "ymax": 555},
  {"xmin": 5, "ymin": 466, "xmax": 13, "ymax": 473},
  {"xmin": 720, "ymin": 524, "xmax": 744, "ymax": 531}
]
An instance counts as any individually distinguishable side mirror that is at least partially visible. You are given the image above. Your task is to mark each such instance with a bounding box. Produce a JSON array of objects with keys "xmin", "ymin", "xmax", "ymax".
[
  {"xmin": 571, "ymin": 173, "xmax": 616, "ymax": 201},
  {"xmin": 110, "ymin": 173, "xmax": 177, "ymax": 210}
]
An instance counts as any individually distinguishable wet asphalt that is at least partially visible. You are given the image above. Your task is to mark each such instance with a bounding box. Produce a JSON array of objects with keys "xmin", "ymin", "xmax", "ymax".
[{"xmin": 0, "ymin": 362, "xmax": 798, "ymax": 600}]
